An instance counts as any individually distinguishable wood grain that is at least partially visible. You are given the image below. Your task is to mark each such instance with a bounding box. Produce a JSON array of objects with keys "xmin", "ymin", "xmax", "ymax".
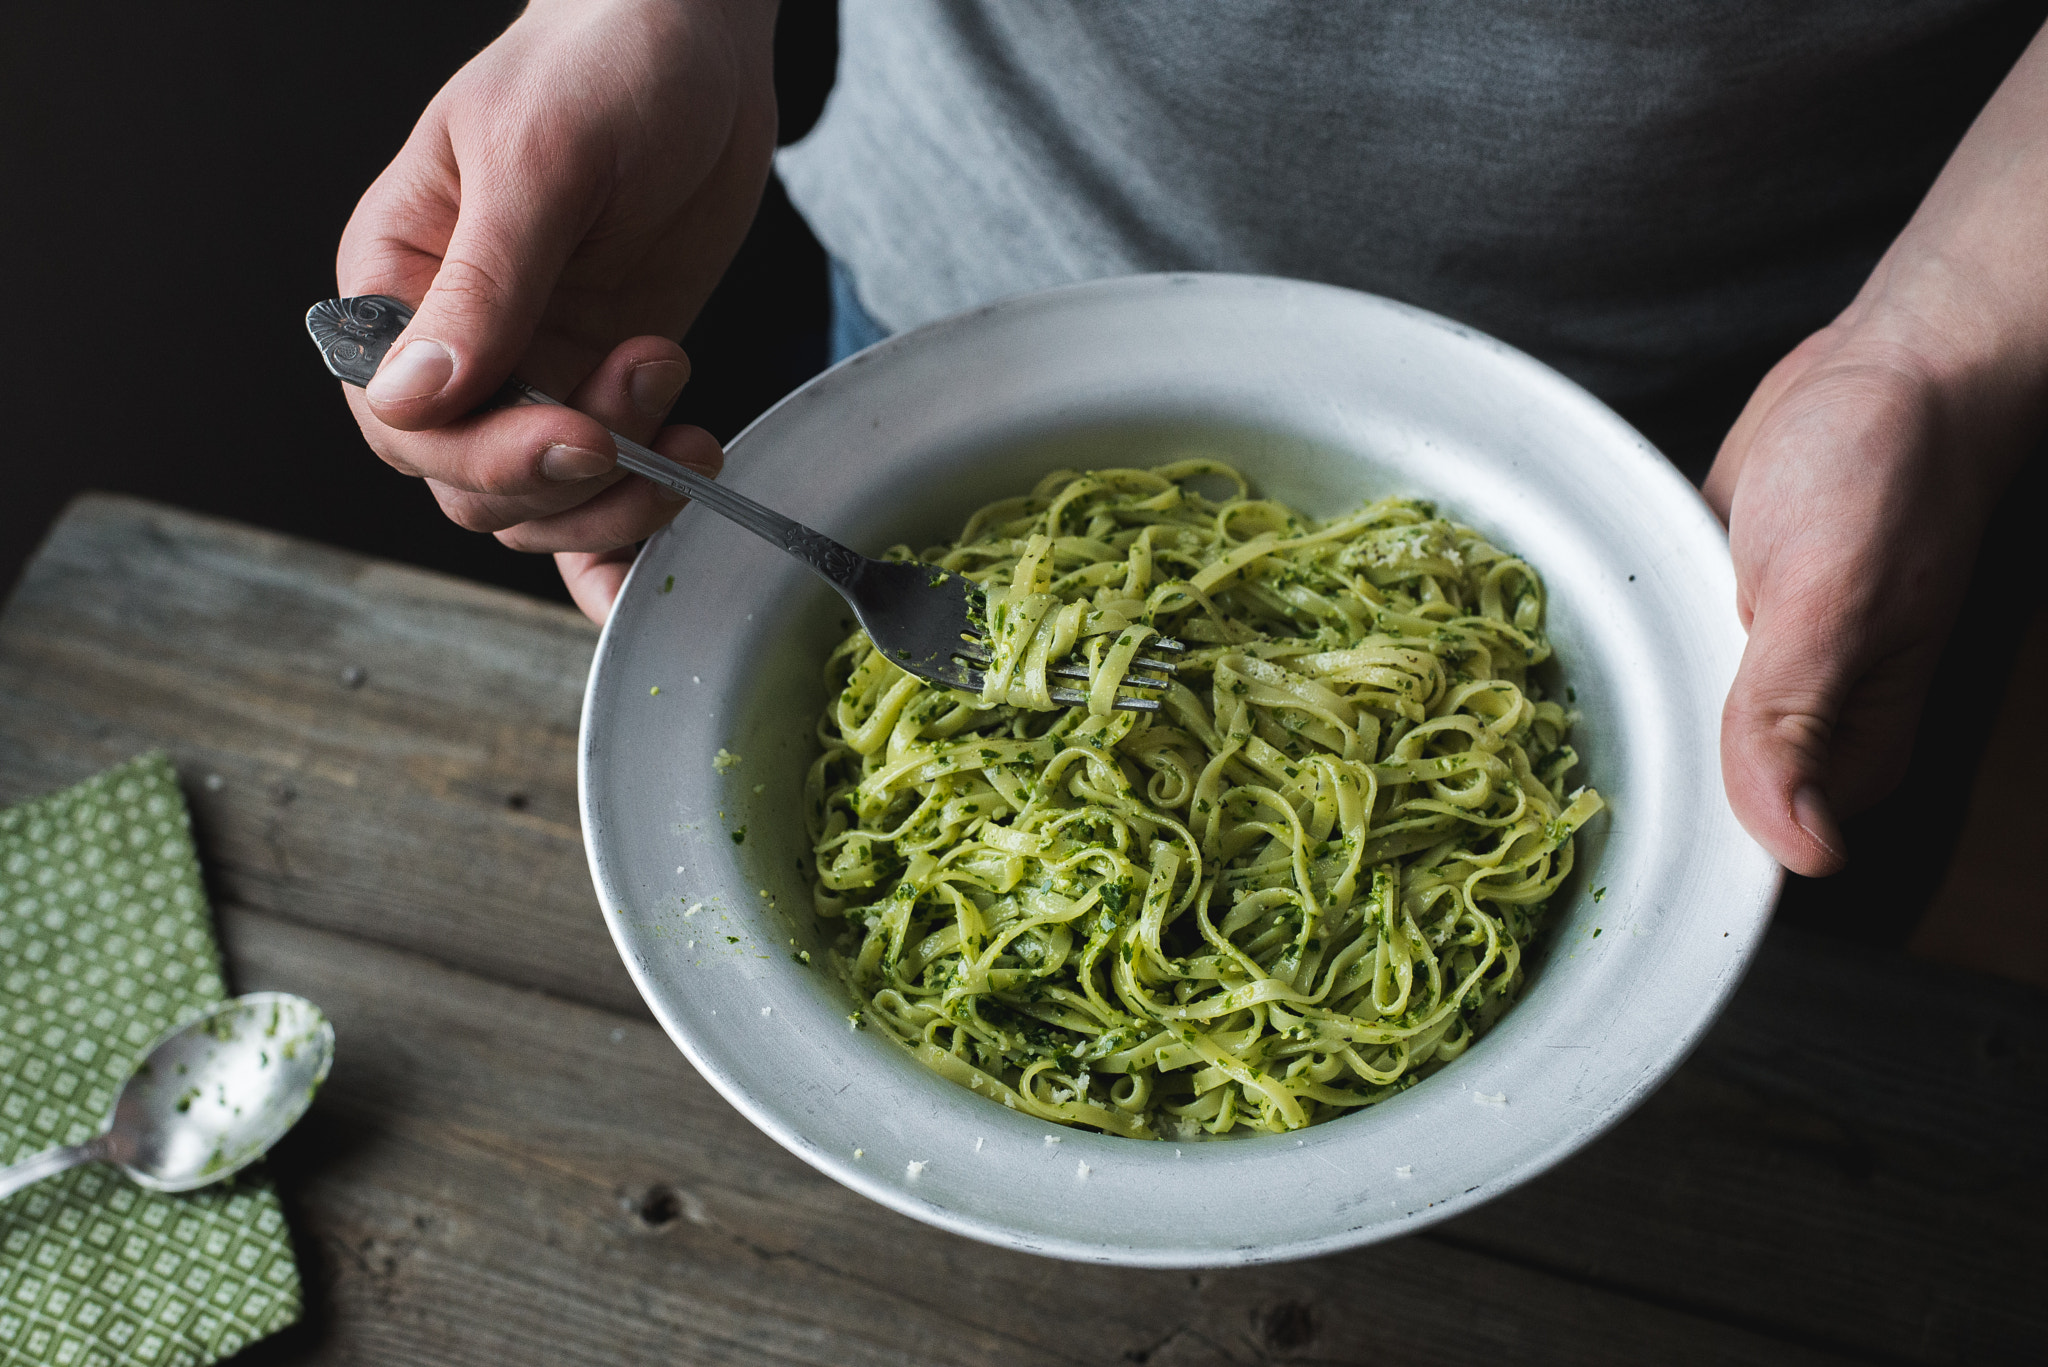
[
  {"xmin": 0, "ymin": 494, "xmax": 637, "ymax": 1017},
  {"xmin": 3, "ymin": 495, "xmax": 2044, "ymax": 1367},
  {"xmin": 1454, "ymin": 928, "xmax": 2046, "ymax": 1366},
  {"xmin": 218, "ymin": 904, "xmax": 1871, "ymax": 1367}
]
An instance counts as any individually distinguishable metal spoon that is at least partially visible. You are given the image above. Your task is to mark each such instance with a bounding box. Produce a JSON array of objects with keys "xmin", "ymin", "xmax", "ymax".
[{"xmin": 0, "ymin": 992, "xmax": 333, "ymax": 1200}]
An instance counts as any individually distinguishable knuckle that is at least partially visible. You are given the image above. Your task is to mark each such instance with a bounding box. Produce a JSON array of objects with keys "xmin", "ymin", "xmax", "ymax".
[
  {"xmin": 1767, "ymin": 710, "xmax": 1834, "ymax": 761},
  {"xmin": 493, "ymin": 523, "xmax": 549, "ymax": 553},
  {"xmin": 600, "ymin": 497, "xmax": 682, "ymax": 548},
  {"xmin": 518, "ymin": 497, "xmax": 657, "ymax": 557},
  {"xmin": 430, "ymin": 483, "xmax": 509, "ymax": 534},
  {"xmin": 369, "ymin": 440, "xmax": 425, "ymax": 480},
  {"xmin": 1724, "ymin": 673, "xmax": 1834, "ymax": 755},
  {"xmin": 466, "ymin": 458, "xmax": 531, "ymax": 500},
  {"xmin": 426, "ymin": 252, "xmax": 517, "ymax": 320}
]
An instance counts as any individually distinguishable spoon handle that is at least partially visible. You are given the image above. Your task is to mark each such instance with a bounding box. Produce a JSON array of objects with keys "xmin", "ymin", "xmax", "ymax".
[{"xmin": 0, "ymin": 1136, "xmax": 107, "ymax": 1201}]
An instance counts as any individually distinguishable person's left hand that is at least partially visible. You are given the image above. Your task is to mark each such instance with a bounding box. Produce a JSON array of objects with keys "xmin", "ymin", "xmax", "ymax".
[{"xmin": 1703, "ymin": 319, "xmax": 2018, "ymax": 875}]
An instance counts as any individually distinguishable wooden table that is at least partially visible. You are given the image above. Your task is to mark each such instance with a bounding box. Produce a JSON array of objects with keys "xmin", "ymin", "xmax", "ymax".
[{"xmin": 3, "ymin": 495, "xmax": 2042, "ymax": 1367}]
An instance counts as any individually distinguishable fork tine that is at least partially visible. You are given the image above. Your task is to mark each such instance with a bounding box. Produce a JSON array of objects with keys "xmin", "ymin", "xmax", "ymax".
[
  {"xmin": 951, "ymin": 661, "xmax": 1171, "ymax": 694},
  {"xmin": 1074, "ymin": 689, "xmax": 1163, "ymax": 713},
  {"xmin": 949, "ymin": 651, "xmax": 1173, "ymax": 688},
  {"xmin": 975, "ymin": 686, "xmax": 1165, "ymax": 714},
  {"xmin": 1040, "ymin": 662, "xmax": 1175, "ymax": 688},
  {"xmin": 948, "ymin": 665, "xmax": 1163, "ymax": 713},
  {"xmin": 953, "ymin": 638, "xmax": 1184, "ymax": 675}
]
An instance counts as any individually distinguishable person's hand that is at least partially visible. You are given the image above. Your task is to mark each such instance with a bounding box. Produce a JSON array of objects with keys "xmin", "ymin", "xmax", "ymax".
[
  {"xmin": 1702, "ymin": 322, "xmax": 2020, "ymax": 876},
  {"xmin": 335, "ymin": 0, "xmax": 778, "ymax": 621},
  {"xmin": 1705, "ymin": 18, "xmax": 2048, "ymax": 876}
]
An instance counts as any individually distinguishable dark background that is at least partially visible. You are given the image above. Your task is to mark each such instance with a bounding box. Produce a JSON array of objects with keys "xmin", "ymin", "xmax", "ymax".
[{"xmin": 0, "ymin": 0, "xmax": 841, "ymax": 606}]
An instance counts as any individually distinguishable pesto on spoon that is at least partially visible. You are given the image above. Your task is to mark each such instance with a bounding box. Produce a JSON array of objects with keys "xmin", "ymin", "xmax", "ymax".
[{"xmin": 0, "ymin": 992, "xmax": 333, "ymax": 1199}]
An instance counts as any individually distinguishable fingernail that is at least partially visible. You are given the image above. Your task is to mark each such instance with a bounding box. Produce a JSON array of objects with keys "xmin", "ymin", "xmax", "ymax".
[
  {"xmin": 629, "ymin": 360, "xmax": 689, "ymax": 419},
  {"xmin": 1792, "ymin": 785, "xmax": 1844, "ymax": 862},
  {"xmin": 366, "ymin": 339, "xmax": 454, "ymax": 404},
  {"xmin": 541, "ymin": 444, "xmax": 614, "ymax": 482}
]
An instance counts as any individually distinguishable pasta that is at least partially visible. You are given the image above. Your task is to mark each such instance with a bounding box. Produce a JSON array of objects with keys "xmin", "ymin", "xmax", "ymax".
[{"xmin": 803, "ymin": 460, "xmax": 1602, "ymax": 1138}]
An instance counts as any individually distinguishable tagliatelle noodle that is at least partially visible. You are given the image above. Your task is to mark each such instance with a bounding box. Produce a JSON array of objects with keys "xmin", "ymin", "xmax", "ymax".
[{"xmin": 803, "ymin": 460, "xmax": 1602, "ymax": 1139}]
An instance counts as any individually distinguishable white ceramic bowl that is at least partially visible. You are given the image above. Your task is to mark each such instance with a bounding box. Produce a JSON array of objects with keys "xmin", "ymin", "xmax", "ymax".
[{"xmin": 579, "ymin": 273, "xmax": 1781, "ymax": 1266}]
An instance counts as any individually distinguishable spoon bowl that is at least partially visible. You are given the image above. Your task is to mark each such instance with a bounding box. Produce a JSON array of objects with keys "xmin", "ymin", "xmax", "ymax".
[
  {"xmin": 0, "ymin": 992, "xmax": 335, "ymax": 1202},
  {"xmin": 107, "ymin": 992, "xmax": 334, "ymax": 1191}
]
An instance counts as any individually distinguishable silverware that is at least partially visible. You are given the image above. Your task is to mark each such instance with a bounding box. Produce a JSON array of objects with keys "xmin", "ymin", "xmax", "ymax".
[
  {"xmin": 305, "ymin": 295, "xmax": 1180, "ymax": 709},
  {"xmin": 0, "ymin": 993, "xmax": 334, "ymax": 1199}
]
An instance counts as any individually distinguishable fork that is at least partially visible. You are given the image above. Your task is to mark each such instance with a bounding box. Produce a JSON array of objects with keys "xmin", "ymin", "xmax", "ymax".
[{"xmin": 305, "ymin": 295, "xmax": 1183, "ymax": 710}]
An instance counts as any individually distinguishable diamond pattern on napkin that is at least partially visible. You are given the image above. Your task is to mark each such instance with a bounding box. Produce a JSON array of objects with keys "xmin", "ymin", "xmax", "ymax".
[{"xmin": 1, "ymin": 754, "xmax": 302, "ymax": 1366}]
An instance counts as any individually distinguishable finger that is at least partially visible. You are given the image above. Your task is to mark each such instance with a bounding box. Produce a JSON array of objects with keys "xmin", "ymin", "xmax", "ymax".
[
  {"xmin": 1717, "ymin": 558, "xmax": 1943, "ymax": 877},
  {"xmin": 336, "ymin": 150, "xmax": 453, "ymax": 337},
  {"xmin": 1720, "ymin": 594, "xmax": 1853, "ymax": 878},
  {"xmin": 494, "ymin": 423, "xmax": 724, "ymax": 552},
  {"xmin": 565, "ymin": 336, "xmax": 692, "ymax": 448},
  {"xmin": 558, "ymin": 546, "xmax": 638, "ymax": 625},
  {"xmin": 345, "ymin": 386, "xmax": 628, "ymax": 526},
  {"xmin": 353, "ymin": 140, "xmax": 601, "ymax": 431},
  {"xmin": 459, "ymin": 335, "xmax": 692, "ymax": 529},
  {"xmin": 370, "ymin": 335, "xmax": 694, "ymax": 531},
  {"xmin": 422, "ymin": 470, "xmax": 624, "ymax": 534}
]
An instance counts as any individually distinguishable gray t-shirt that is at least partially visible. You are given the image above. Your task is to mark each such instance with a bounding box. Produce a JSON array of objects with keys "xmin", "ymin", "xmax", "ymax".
[{"xmin": 779, "ymin": 0, "xmax": 2041, "ymax": 431}]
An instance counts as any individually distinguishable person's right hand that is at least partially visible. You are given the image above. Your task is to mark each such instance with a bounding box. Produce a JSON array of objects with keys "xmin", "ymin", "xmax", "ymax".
[{"xmin": 335, "ymin": 0, "xmax": 779, "ymax": 621}]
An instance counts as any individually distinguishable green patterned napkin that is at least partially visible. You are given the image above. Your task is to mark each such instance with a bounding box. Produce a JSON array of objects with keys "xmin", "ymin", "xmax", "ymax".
[{"xmin": 1, "ymin": 754, "xmax": 301, "ymax": 1367}]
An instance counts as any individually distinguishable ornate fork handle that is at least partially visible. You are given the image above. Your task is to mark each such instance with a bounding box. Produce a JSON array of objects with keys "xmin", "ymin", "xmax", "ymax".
[{"xmin": 304, "ymin": 295, "xmax": 867, "ymax": 592}]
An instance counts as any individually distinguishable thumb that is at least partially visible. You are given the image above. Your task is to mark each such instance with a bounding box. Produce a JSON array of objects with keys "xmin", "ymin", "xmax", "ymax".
[
  {"xmin": 362, "ymin": 161, "xmax": 596, "ymax": 430},
  {"xmin": 1720, "ymin": 585, "xmax": 1857, "ymax": 878}
]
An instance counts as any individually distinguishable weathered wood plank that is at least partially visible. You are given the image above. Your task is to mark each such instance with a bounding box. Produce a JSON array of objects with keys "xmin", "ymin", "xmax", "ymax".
[
  {"xmin": 1443, "ymin": 925, "xmax": 2047, "ymax": 1366},
  {"xmin": 6, "ymin": 495, "xmax": 2044, "ymax": 1365},
  {"xmin": 0, "ymin": 494, "xmax": 638, "ymax": 1017},
  {"xmin": 215, "ymin": 904, "xmax": 1867, "ymax": 1367}
]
